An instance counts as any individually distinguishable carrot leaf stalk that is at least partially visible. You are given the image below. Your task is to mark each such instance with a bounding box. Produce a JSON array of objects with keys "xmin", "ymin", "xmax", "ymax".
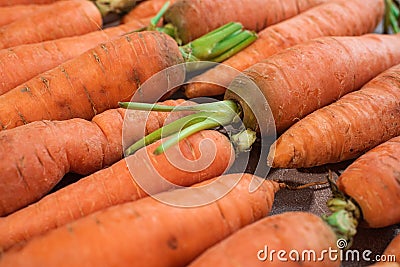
[
  {"xmin": 119, "ymin": 100, "xmax": 255, "ymax": 155},
  {"xmin": 93, "ymin": 0, "xmax": 137, "ymax": 17},
  {"xmin": 385, "ymin": 0, "xmax": 400, "ymax": 33},
  {"xmin": 322, "ymin": 173, "xmax": 361, "ymax": 247}
]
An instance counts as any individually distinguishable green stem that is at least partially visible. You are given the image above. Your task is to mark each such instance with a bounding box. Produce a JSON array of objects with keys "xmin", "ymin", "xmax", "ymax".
[
  {"xmin": 119, "ymin": 100, "xmax": 236, "ymax": 112},
  {"xmin": 93, "ymin": 0, "xmax": 136, "ymax": 17},
  {"xmin": 322, "ymin": 172, "xmax": 361, "ymax": 247},
  {"xmin": 385, "ymin": 0, "xmax": 400, "ymax": 33},
  {"xmin": 149, "ymin": 1, "xmax": 170, "ymax": 29}
]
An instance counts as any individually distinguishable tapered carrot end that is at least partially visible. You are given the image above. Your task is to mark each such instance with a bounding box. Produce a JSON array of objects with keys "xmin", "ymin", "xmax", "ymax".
[{"xmin": 267, "ymin": 137, "xmax": 297, "ymax": 168}]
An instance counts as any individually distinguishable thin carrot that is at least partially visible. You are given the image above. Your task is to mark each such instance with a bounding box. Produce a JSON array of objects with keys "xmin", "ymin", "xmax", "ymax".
[
  {"xmin": 0, "ymin": 23, "xmax": 255, "ymax": 130},
  {"xmin": 269, "ymin": 63, "xmax": 400, "ymax": 168},
  {"xmin": 0, "ymin": 4, "xmax": 55, "ymax": 27},
  {"xmin": 162, "ymin": 0, "xmax": 328, "ymax": 44},
  {"xmin": 0, "ymin": 99, "xmax": 192, "ymax": 217},
  {"xmin": 0, "ymin": 18, "xmax": 150, "ymax": 95},
  {"xmin": 0, "ymin": 173, "xmax": 280, "ymax": 266},
  {"xmin": 335, "ymin": 136, "xmax": 400, "ymax": 228},
  {"xmin": 189, "ymin": 211, "xmax": 340, "ymax": 267},
  {"xmin": 0, "ymin": 0, "xmax": 103, "ymax": 49},
  {"xmin": 373, "ymin": 234, "xmax": 400, "ymax": 266},
  {"xmin": 0, "ymin": 129, "xmax": 235, "ymax": 251},
  {"xmin": 122, "ymin": 0, "xmax": 175, "ymax": 23},
  {"xmin": 184, "ymin": 0, "xmax": 384, "ymax": 98},
  {"xmin": 121, "ymin": 33, "xmax": 400, "ymax": 155}
]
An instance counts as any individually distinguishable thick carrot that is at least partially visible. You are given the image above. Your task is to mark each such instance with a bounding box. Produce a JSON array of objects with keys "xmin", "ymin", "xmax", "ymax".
[
  {"xmin": 190, "ymin": 211, "xmax": 339, "ymax": 267},
  {"xmin": 0, "ymin": 0, "xmax": 60, "ymax": 6},
  {"xmin": 0, "ymin": 99, "xmax": 192, "ymax": 217},
  {"xmin": 122, "ymin": 0, "xmax": 175, "ymax": 23},
  {"xmin": 163, "ymin": 0, "xmax": 328, "ymax": 44},
  {"xmin": 0, "ymin": 31, "xmax": 183, "ymax": 130},
  {"xmin": 0, "ymin": 0, "xmax": 103, "ymax": 49},
  {"xmin": 269, "ymin": 63, "xmax": 400, "ymax": 168},
  {"xmin": 0, "ymin": 4, "xmax": 55, "ymax": 27},
  {"xmin": 373, "ymin": 235, "xmax": 400, "ymax": 266},
  {"xmin": 184, "ymin": 0, "xmax": 384, "ymax": 98},
  {"xmin": 0, "ymin": 173, "xmax": 280, "ymax": 266},
  {"xmin": 0, "ymin": 18, "xmax": 150, "ymax": 95},
  {"xmin": 335, "ymin": 136, "xmax": 400, "ymax": 228},
  {"xmin": 0, "ymin": 129, "xmax": 234, "ymax": 251}
]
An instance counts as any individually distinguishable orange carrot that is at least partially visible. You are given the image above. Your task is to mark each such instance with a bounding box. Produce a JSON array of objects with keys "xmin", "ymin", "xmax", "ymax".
[
  {"xmin": 0, "ymin": 4, "xmax": 55, "ymax": 27},
  {"xmin": 0, "ymin": 99, "xmax": 192, "ymax": 217},
  {"xmin": 0, "ymin": 173, "xmax": 280, "ymax": 266},
  {"xmin": 122, "ymin": 0, "xmax": 175, "ymax": 23},
  {"xmin": 373, "ymin": 234, "xmax": 400, "ymax": 266},
  {"xmin": 0, "ymin": 31, "xmax": 184, "ymax": 130},
  {"xmin": 0, "ymin": 129, "xmax": 234, "ymax": 251},
  {"xmin": 163, "ymin": 0, "xmax": 328, "ymax": 44},
  {"xmin": 336, "ymin": 135, "xmax": 400, "ymax": 228},
  {"xmin": 190, "ymin": 211, "xmax": 339, "ymax": 267},
  {"xmin": 0, "ymin": 0, "xmax": 103, "ymax": 49},
  {"xmin": 184, "ymin": 0, "xmax": 384, "ymax": 98},
  {"xmin": 269, "ymin": 63, "xmax": 400, "ymax": 168},
  {"xmin": 0, "ymin": 18, "xmax": 150, "ymax": 95},
  {"xmin": 0, "ymin": 0, "xmax": 60, "ymax": 6}
]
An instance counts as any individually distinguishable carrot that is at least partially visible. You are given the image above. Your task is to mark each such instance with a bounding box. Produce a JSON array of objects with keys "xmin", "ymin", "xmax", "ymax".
[
  {"xmin": 334, "ymin": 136, "xmax": 400, "ymax": 228},
  {"xmin": 0, "ymin": 129, "xmax": 235, "ymax": 251},
  {"xmin": 0, "ymin": 18, "xmax": 150, "ymax": 95},
  {"xmin": 269, "ymin": 63, "xmax": 400, "ymax": 168},
  {"xmin": 0, "ymin": 99, "xmax": 192, "ymax": 217},
  {"xmin": 190, "ymin": 211, "xmax": 339, "ymax": 267},
  {"xmin": 0, "ymin": 173, "xmax": 280, "ymax": 266},
  {"xmin": 0, "ymin": 23, "xmax": 255, "ymax": 130},
  {"xmin": 122, "ymin": 0, "xmax": 176, "ymax": 23},
  {"xmin": 0, "ymin": 0, "xmax": 60, "ymax": 6},
  {"xmin": 0, "ymin": 4, "xmax": 55, "ymax": 27},
  {"xmin": 162, "ymin": 0, "xmax": 328, "ymax": 44},
  {"xmin": 122, "ymin": 33, "xmax": 400, "ymax": 156},
  {"xmin": 373, "ymin": 234, "xmax": 400, "ymax": 266},
  {"xmin": 0, "ymin": 0, "xmax": 103, "ymax": 49},
  {"xmin": 184, "ymin": 0, "xmax": 384, "ymax": 98}
]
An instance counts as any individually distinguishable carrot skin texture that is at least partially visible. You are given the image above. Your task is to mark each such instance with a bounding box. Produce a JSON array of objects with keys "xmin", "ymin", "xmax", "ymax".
[
  {"xmin": 122, "ymin": 0, "xmax": 175, "ymax": 23},
  {"xmin": 0, "ymin": 4, "xmax": 55, "ymax": 27},
  {"xmin": 225, "ymin": 34, "xmax": 400, "ymax": 136},
  {"xmin": 0, "ymin": 31, "xmax": 184, "ymax": 130},
  {"xmin": 0, "ymin": 0, "xmax": 60, "ymax": 6},
  {"xmin": 0, "ymin": 19, "xmax": 150, "ymax": 95},
  {"xmin": 0, "ymin": 0, "xmax": 102, "ymax": 49},
  {"xmin": 0, "ymin": 129, "xmax": 234, "ymax": 251},
  {"xmin": 164, "ymin": 0, "xmax": 328, "ymax": 44},
  {"xmin": 270, "ymin": 63, "xmax": 400, "ymax": 168},
  {"xmin": 336, "ymin": 136, "xmax": 400, "ymax": 228},
  {"xmin": 184, "ymin": 0, "xmax": 384, "ymax": 98},
  {"xmin": 190, "ymin": 211, "xmax": 339, "ymax": 267},
  {"xmin": 0, "ymin": 173, "xmax": 278, "ymax": 267},
  {"xmin": 0, "ymin": 99, "xmax": 190, "ymax": 217}
]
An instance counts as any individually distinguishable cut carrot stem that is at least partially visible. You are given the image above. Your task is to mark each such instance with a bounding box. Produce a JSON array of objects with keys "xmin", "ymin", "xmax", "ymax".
[
  {"xmin": 93, "ymin": 0, "xmax": 137, "ymax": 17},
  {"xmin": 149, "ymin": 0, "xmax": 170, "ymax": 28}
]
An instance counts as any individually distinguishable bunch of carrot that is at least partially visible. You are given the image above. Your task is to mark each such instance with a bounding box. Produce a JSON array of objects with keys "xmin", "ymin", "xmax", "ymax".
[{"xmin": 0, "ymin": 0, "xmax": 399, "ymax": 265}]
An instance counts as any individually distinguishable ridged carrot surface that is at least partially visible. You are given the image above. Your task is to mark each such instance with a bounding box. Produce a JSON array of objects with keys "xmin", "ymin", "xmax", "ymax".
[
  {"xmin": 184, "ymin": 0, "xmax": 383, "ymax": 98},
  {"xmin": 164, "ymin": 0, "xmax": 328, "ymax": 44},
  {"xmin": 337, "ymin": 136, "xmax": 400, "ymax": 228},
  {"xmin": 0, "ymin": 173, "xmax": 279, "ymax": 267},
  {"xmin": 0, "ymin": 31, "xmax": 184, "ymax": 131},
  {"xmin": 0, "ymin": 129, "xmax": 234, "ymax": 251},
  {"xmin": 270, "ymin": 63, "xmax": 400, "ymax": 168},
  {"xmin": 0, "ymin": 0, "xmax": 60, "ymax": 6},
  {"xmin": 0, "ymin": 0, "xmax": 102, "ymax": 49},
  {"xmin": 190, "ymin": 212, "xmax": 339, "ymax": 267},
  {"xmin": 0, "ymin": 18, "xmax": 150, "ymax": 95},
  {"xmin": 0, "ymin": 4, "xmax": 54, "ymax": 27},
  {"xmin": 0, "ymin": 99, "xmax": 191, "ymax": 216}
]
